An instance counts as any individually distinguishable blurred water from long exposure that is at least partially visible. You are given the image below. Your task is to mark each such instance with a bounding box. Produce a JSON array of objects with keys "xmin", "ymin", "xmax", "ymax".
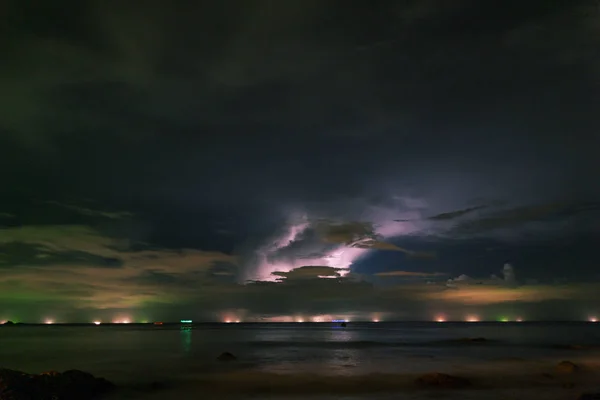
[{"xmin": 2, "ymin": 322, "xmax": 600, "ymax": 399}]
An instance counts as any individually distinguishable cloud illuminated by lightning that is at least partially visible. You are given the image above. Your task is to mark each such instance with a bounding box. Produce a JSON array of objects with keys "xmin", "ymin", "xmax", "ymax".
[{"xmin": 245, "ymin": 203, "xmax": 425, "ymax": 282}]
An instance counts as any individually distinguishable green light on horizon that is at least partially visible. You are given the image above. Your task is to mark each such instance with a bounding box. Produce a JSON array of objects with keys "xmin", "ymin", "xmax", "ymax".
[
  {"xmin": 499, "ymin": 317, "xmax": 509, "ymax": 322},
  {"xmin": 180, "ymin": 320, "xmax": 192, "ymax": 324}
]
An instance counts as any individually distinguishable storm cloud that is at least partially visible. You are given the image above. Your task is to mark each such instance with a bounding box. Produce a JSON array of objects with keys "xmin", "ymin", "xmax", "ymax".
[{"xmin": 1, "ymin": 0, "xmax": 599, "ymax": 322}]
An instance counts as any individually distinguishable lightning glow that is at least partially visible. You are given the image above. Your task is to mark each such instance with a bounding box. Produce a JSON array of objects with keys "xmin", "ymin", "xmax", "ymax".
[{"xmin": 248, "ymin": 207, "xmax": 421, "ymax": 282}]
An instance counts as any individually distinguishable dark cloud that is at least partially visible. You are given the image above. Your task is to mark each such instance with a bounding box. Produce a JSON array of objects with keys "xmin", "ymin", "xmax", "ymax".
[
  {"xmin": 0, "ymin": 0, "xmax": 599, "ymax": 321},
  {"xmin": 428, "ymin": 206, "xmax": 487, "ymax": 221},
  {"xmin": 448, "ymin": 201, "xmax": 600, "ymax": 238},
  {"xmin": 375, "ymin": 271, "xmax": 448, "ymax": 278},
  {"xmin": 272, "ymin": 266, "xmax": 347, "ymax": 281},
  {"xmin": 128, "ymin": 269, "xmax": 190, "ymax": 287},
  {"xmin": 44, "ymin": 201, "xmax": 133, "ymax": 219},
  {"xmin": 0, "ymin": 242, "xmax": 122, "ymax": 268}
]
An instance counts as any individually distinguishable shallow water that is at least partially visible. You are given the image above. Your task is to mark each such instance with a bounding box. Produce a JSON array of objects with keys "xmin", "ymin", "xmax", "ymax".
[{"xmin": 2, "ymin": 322, "xmax": 600, "ymax": 399}]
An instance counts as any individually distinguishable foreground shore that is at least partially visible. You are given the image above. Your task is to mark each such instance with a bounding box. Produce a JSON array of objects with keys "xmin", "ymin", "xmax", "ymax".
[
  {"xmin": 106, "ymin": 362, "xmax": 600, "ymax": 400},
  {"xmin": 3, "ymin": 324, "xmax": 600, "ymax": 399},
  {"xmin": 3, "ymin": 359, "xmax": 600, "ymax": 400}
]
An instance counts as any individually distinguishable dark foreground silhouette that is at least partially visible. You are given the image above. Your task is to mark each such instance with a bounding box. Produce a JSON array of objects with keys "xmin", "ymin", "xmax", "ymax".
[{"xmin": 0, "ymin": 368, "xmax": 114, "ymax": 400}]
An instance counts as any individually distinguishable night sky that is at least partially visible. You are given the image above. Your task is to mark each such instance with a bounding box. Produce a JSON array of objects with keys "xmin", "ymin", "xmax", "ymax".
[{"xmin": 1, "ymin": 0, "xmax": 599, "ymax": 323}]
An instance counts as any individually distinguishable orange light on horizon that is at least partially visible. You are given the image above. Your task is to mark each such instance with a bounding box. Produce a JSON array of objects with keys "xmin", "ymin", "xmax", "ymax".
[
  {"xmin": 436, "ymin": 316, "xmax": 446, "ymax": 323},
  {"xmin": 44, "ymin": 319, "xmax": 54, "ymax": 325},
  {"xmin": 466, "ymin": 315, "xmax": 479, "ymax": 322},
  {"xmin": 516, "ymin": 317, "xmax": 523, "ymax": 322},
  {"xmin": 590, "ymin": 317, "xmax": 598, "ymax": 323}
]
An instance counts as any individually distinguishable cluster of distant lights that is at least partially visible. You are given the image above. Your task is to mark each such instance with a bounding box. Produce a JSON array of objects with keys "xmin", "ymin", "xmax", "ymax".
[
  {"xmin": 2, "ymin": 316, "xmax": 599, "ymax": 325},
  {"xmin": 433, "ymin": 316, "xmax": 600, "ymax": 323},
  {"xmin": 434, "ymin": 314, "xmax": 524, "ymax": 322},
  {"xmin": 39, "ymin": 319, "xmax": 126, "ymax": 325},
  {"xmin": 434, "ymin": 315, "xmax": 524, "ymax": 323}
]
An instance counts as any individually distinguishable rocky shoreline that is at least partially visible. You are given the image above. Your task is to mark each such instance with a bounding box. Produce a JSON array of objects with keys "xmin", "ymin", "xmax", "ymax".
[
  {"xmin": 0, "ymin": 369, "xmax": 114, "ymax": 400},
  {"xmin": 3, "ymin": 356, "xmax": 600, "ymax": 399}
]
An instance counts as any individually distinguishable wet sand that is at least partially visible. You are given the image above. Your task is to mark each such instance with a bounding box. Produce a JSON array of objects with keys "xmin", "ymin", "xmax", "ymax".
[{"xmin": 106, "ymin": 356, "xmax": 600, "ymax": 399}]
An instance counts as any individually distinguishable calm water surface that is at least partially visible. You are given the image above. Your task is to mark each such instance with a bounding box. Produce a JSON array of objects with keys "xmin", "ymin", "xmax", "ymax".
[{"xmin": 2, "ymin": 322, "xmax": 600, "ymax": 399}]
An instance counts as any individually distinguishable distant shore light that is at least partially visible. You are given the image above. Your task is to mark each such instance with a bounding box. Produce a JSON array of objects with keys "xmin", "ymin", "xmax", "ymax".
[
  {"xmin": 436, "ymin": 316, "xmax": 446, "ymax": 323},
  {"xmin": 44, "ymin": 319, "xmax": 54, "ymax": 325},
  {"xmin": 93, "ymin": 321, "xmax": 101, "ymax": 325},
  {"xmin": 590, "ymin": 317, "xmax": 598, "ymax": 323},
  {"xmin": 466, "ymin": 315, "xmax": 479, "ymax": 322}
]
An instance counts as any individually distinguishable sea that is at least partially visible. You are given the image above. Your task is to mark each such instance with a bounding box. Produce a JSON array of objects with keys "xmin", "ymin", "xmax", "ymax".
[{"xmin": 2, "ymin": 322, "xmax": 600, "ymax": 399}]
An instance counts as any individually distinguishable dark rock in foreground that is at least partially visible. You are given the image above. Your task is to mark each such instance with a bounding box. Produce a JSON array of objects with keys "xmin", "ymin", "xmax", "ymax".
[
  {"xmin": 556, "ymin": 360, "xmax": 578, "ymax": 374},
  {"xmin": 415, "ymin": 372, "xmax": 471, "ymax": 389},
  {"xmin": 0, "ymin": 368, "xmax": 114, "ymax": 400},
  {"xmin": 1, "ymin": 321, "xmax": 14, "ymax": 326},
  {"xmin": 577, "ymin": 394, "xmax": 600, "ymax": 400},
  {"xmin": 217, "ymin": 352, "xmax": 237, "ymax": 361}
]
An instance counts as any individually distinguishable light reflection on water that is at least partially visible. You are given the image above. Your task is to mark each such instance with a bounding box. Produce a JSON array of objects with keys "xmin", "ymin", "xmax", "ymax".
[
  {"xmin": 1, "ymin": 322, "xmax": 600, "ymax": 382},
  {"xmin": 180, "ymin": 325, "xmax": 192, "ymax": 354},
  {"xmin": 2, "ymin": 323, "xmax": 600, "ymax": 400},
  {"xmin": 327, "ymin": 328, "xmax": 361, "ymax": 373}
]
